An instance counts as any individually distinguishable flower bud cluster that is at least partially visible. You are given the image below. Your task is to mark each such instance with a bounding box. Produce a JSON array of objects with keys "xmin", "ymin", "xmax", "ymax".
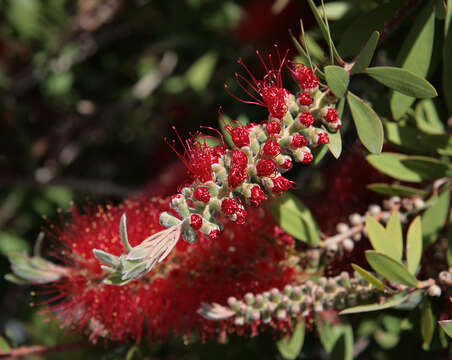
[
  {"xmin": 198, "ymin": 271, "xmax": 375, "ymax": 326},
  {"xmin": 161, "ymin": 63, "xmax": 341, "ymax": 245},
  {"xmin": 323, "ymin": 196, "xmax": 424, "ymax": 257}
]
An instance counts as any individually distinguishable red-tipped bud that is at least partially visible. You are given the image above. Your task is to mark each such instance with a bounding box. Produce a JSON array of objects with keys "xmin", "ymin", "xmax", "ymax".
[
  {"xmin": 302, "ymin": 152, "xmax": 313, "ymax": 164},
  {"xmin": 298, "ymin": 112, "xmax": 314, "ymax": 127},
  {"xmin": 293, "ymin": 64, "xmax": 318, "ymax": 90},
  {"xmin": 193, "ymin": 187, "xmax": 210, "ymax": 203},
  {"xmin": 271, "ymin": 176, "xmax": 293, "ymax": 193},
  {"xmin": 249, "ymin": 186, "xmax": 267, "ymax": 207},
  {"xmin": 281, "ymin": 158, "xmax": 292, "ymax": 170},
  {"xmin": 221, "ymin": 198, "xmax": 239, "ymax": 215},
  {"xmin": 228, "ymin": 167, "xmax": 247, "ymax": 188},
  {"xmin": 230, "ymin": 127, "xmax": 250, "ymax": 148},
  {"xmin": 291, "ymin": 134, "xmax": 307, "ymax": 148},
  {"xmin": 208, "ymin": 229, "xmax": 221, "ymax": 240},
  {"xmin": 234, "ymin": 208, "xmax": 247, "ymax": 225},
  {"xmin": 317, "ymin": 132, "xmax": 329, "ymax": 144},
  {"xmin": 190, "ymin": 214, "xmax": 203, "ymax": 230},
  {"xmin": 263, "ymin": 140, "xmax": 281, "ymax": 157},
  {"xmin": 298, "ymin": 92, "xmax": 313, "ymax": 106},
  {"xmin": 231, "ymin": 150, "xmax": 248, "ymax": 170},
  {"xmin": 256, "ymin": 159, "xmax": 277, "ymax": 177},
  {"xmin": 325, "ymin": 108, "xmax": 338, "ymax": 123},
  {"xmin": 266, "ymin": 120, "xmax": 281, "ymax": 135}
]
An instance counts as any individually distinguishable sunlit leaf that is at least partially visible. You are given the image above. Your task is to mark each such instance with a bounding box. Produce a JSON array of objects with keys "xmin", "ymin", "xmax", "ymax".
[
  {"xmin": 341, "ymin": 294, "xmax": 410, "ymax": 314},
  {"xmin": 386, "ymin": 212, "xmax": 403, "ymax": 260},
  {"xmin": 439, "ymin": 319, "xmax": 452, "ymax": 338},
  {"xmin": 350, "ymin": 31, "xmax": 380, "ymax": 74},
  {"xmin": 325, "ymin": 65, "xmax": 349, "ymax": 97},
  {"xmin": 443, "ymin": 0, "xmax": 452, "ymax": 112},
  {"xmin": 422, "ymin": 186, "xmax": 450, "ymax": 247},
  {"xmin": 351, "ymin": 264, "xmax": 385, "ymax": 290},
  {"xmin": 406, "ymin": 216, "xmax": 422, "ymax": 275},
  {"xmin": 420, "ymin": 299, "xmax": 435, "ymax": 350},
  {"xmin": 277, "ymin": 322, "xmax": 305, "ymax": 360},
  {"xmin": 367, "ymin": 183, "xmax": 426, "ymax": 197},
  {"xmin": 366, "ymin": 216, "xmax": 400, "ymax": 259}
]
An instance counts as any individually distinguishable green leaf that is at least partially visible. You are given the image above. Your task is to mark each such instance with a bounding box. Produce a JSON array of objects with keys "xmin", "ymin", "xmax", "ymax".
[
  {"xmin": 289, "ymin": 29, "xmax": 312, "ymax": 68},
  {"xmin": 347, "ymin": 92, "xmax": 383, "ymax": 154},
  {"xmin": 317, "ymin": 318, "xmax": 344, "ymax": 353},
  {"xmin": 313, "ymin": 142, "xmax": 329, "ymax": 165},
  {"xmin": 367, "ymin": 183, "xmax": 426, "ymax": 197},
  {"xmin": 390, "ymin": 1, "xmax": 436, "ymax": 119},
  {"xmin": 366, "ymin": 153, "xmax": 450, "ymax": 182},
  {"xmin": 351, "ymin": 264, "xmax": 385, "ymax": 290},
  {"xmin": 420, "ymin": 299, "xmax": 435, "ymax": 350},
  {"xmin": 439, "ymin": 319, "xmax": 452, "ymax": 338},
  {"xmin": 4, "ymin": 273, "xmax": 29, "ymax": 285},
  {"xmin": 306, "ymin": 0, "xmax": 342, "ymax": 63},
  {"xmin": 415, "ymin": 99, "xmax": 445, "ymax": 134},
  {"xmin": 366, "ymin": 215, "xmax": 400, "ymax": 260},
  {"xmin": 406, "ymin": 216, "xmax": 423, "ymax": 275},
  {"xmin": 7, "ymin": 0, "xmax": 42, "ymax": 38},
  {"xmin": 386, "ymin": 212, "xmax": 403, "ymax": 260},
  {"xmin": 120, "ymin": 214, "xmax": 132, "ymax": 252},
  {"xmin": 0, "ymin": 232, "xmax": 29, "ymax": 256},
  {"xmin": 331, "ymin": 324, "xmax": 353, "ymax": 360},
  {"xmin": 324, "ymin": 66, "xmax": 349, "ymax": 97},
  {"xmin": 365, "ymin": 251, "xmax": 418, "ymax": 287},
  {"xmin": 326, "ymin": 128, "xmax": 342, "ymax": 159},
  {"xmin": 0, "ymin": 335, "xmax": 10, "ymax": 352},
  {"xmin": 277, "ymin": 322, "xmax": 305, "ymax": 360},
  {"xmin": 422, "ymin": 187, "xmax": 450, "ymax": 246},
  {"xmin": 373, "ymin": 330, "xmax": 400, "ymax": 349},
  {"xmin": 270, "ymin": 193, "xmax": 320, "ymax": 245},
  {"xmin": 186, "ymin": 51, "xmax": 218, "ymax": 92},
  {"xmin": 340, "ymin": 294, "xmax": 410, "ymax": 315},
  {"xmin": 364, "ymin": 67, "xmax": 437, "ymax": 98},
  {"xmin": 443, "ymin": 0, "xmax": 452, "ymax": 113},
  {"xmin": 350, "ymin": 31, "xmax": 380, "ymax": 74}
]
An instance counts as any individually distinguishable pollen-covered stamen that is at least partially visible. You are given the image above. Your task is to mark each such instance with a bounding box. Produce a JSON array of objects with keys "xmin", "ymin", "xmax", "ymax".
[{"xmin": 256, "ymin": 159, "xmax": 278, "ymax": 177}]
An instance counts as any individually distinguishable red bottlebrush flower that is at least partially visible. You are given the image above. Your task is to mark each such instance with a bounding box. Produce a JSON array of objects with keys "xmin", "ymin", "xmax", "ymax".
[
  {"xmin": 166, "ymin": 131, "xmax": 222, "ymax": 183},
  {"xmin": 256, "ymin": 159, "xmax": 277, "ymax": 177},
  {"xmin": 263, "ymin": 140, "xmax": 281, "ymax": 157},
  {"xmin": 271, "ymin": 176, "xmax": 293, "ymax": 193},
  {"xmin": 317, "ymin": 132, "xmax": 329, "ymax": 145},
  {"xmin": 221, "ymin": 198, "xmax": 239, "ymax": 215},
  {"xmin": 226, "ymin": 47, "xmax": 291, "ymax": 119},
  {"xmin": 266, "ymin": 120, "xmax": 281, "ymax": 135},
  {"xmin": 40, "ymin": 196, "xmax": 296, "ymax": 343},
  {"xmin": 229, "ymin": 126, "xmax": 250, "ymax": 148},
  {"xmin": 325, "ymin": 108, "xmax": 338, "ymax": 123},
  {"xmin": 290, "ymin": 64, "xmax": 318, "ymax": 90},
  {"xmin": 190, "ymin": 214, "xmax": 203, "ymax": 230},
  {"xmin": 208, "ymin": 229, "xmax": 221, "ymax": 240},
  {"xmin": 249, "ymin": 185, "xmax": 267, "ymax": 207},
  {"xmin": 193, "ymin": 187, "xmax": 211, "ymax": 203},
  {"xmin": 291, "ymin": 134, "xmax": 307, "ymax": 148},
  {"xmin": 298, "ymin": 112, "xmax": 314, "ymax": 127},
  {"xmin": 298, "ymin": 92, "xmax": 313, "ymax": 106}
]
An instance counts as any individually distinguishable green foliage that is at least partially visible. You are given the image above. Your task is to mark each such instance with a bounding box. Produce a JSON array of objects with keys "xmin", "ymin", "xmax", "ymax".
[{"xmin": 276, "ymin": 322, "xmax": 305, "ymax": 360}]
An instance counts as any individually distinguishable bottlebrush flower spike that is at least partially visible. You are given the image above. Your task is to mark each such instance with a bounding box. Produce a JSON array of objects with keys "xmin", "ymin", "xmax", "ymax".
[
  {"xmin": 9, "ymin": 197, "xmax": 297, "ymax": 343},
  {"xmin": 94, "ymin": 47, "xmax": 344, "ymax": 282}
]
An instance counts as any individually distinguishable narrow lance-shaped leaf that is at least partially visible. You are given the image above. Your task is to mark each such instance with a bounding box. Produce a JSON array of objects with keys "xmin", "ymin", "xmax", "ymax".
[
  {"xmin": 350, "ymin": 31, "xmax": 380, "ymax": 74},
  {"xmin": 340, "ymin": 294, "xmax": 410, "ymax": 315},
  {"xmin": 325, "ymin": 65, "xmax": 349, "ymax": 97},
  {"xmin": 120, "ymin": 214, "xmax": 132, "ymax": 252},
  {"xmin": 364, "ymin": 67, "xmax": 437, "ymax": 98},
  {"xmin": 367, "ymin": 183, "xmax": 426, "ymax": 197},
  {"xmin": 422, "ymin": 186, "xmax": 451, "ymax": 247},
  {"xmin": 351, "ymin": 264, "xmax": 385, "ymax": 290},
  {"xmin": 385, "ymin": 212, "xmax": 403, "ymax": 260},
  {"xmin": 420, "ymin": 299, "xmax": 435, "ymax": 350},
  {"xmin": 390, "ymin": 1, "xmax": 436, "ymax": 119},
  {"xmin": 365, "ymin": 251, "xmax": 418, "ymax": 287},
  {"xmin": 406, "ymin": 216, "xmax": 422, "ymax": 275},
  {"xmin": 277, "ymin": 322, "xmax": 305, "ymax": 360},
  {"xmin": 443, "ymin": 0, "xmax": 452, "ymax": 112},
  {"xmin": 331, "ymin": 324, "xmax": 353, "ymax": 360},
  {"xmin": 347, "ymin": 91, "xmax": 383, "ymax": 154},
  {"xmin": 439, "ymin": 319, "xmax": 452, "ymax": 338},
  {"xmin": 365, "ymin": 215, "xmax": 399, "ymax": 259}
]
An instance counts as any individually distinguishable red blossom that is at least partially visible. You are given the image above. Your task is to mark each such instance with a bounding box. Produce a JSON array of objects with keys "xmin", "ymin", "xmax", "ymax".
[
  {"xmin": 271, "ymin": 176, "xmax": 294, "ymax": 193},
  {"xmin": 41, "ymin": 197, "xmax": 296, "ymax": 343},
  {"xmin": 291, "ymin": 134, "xmax": 307, "ymax": 148},
  {"xmin": 249, "ymin": 186, "xmax": 267, "ymax": 207},
  {"xmin": 298, "ymin": 92, "xmax": 313, "ymax": 106},
  {"xmin": 190, "ymin": 214, "xmax": 203, "ymax": 230},
  {"xmin": 325, "ymin": 108, "xmax": 339, "ymax": 123},
  {"xmin": 298, "ymin": 112, "xmax": 314, "ymax": 127},
  {"xmin": 266, "ymin": 120, "xmax": 281, "ymax": 135},
  {"xmin": 193, "ymin": 187, "xmax": 211, "ymax": 203},
  {"xmin": 290, "ymin": 64, "xmax": 318, "ymax": 90},
  {"xmin": 256, "ymin": 159, "xmax": 277, "ymax": 177},
  {"xmin": 263, "ymin": 140, "xmax": 281, "ymax": 157}
]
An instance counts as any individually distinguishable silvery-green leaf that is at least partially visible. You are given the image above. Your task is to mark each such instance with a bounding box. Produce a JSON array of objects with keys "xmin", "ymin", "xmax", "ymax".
[{"xmin": 92, "ymin": 249, "xmax": 120, "ymax": 267}]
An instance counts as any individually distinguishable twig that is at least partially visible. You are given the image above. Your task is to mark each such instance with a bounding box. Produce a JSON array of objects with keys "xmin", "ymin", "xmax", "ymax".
[{"xmin": 0, "ymin": 341, "xmax": 91, "ymax": 359}]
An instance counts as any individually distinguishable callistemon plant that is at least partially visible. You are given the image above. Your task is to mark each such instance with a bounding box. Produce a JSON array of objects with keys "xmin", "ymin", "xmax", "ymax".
[{"xmin": 93, "ymin": 49, "xmax": 342, "ymax": 284}]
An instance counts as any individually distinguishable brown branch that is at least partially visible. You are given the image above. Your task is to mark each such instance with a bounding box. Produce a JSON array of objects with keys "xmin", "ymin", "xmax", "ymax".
[
  {"xmin": 0, "ymin": 341, "xmax": 91, "ymax": 359},
  {"xmin": 379, "ymin": 0, "xmax": 423, "ymax": 42}
]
